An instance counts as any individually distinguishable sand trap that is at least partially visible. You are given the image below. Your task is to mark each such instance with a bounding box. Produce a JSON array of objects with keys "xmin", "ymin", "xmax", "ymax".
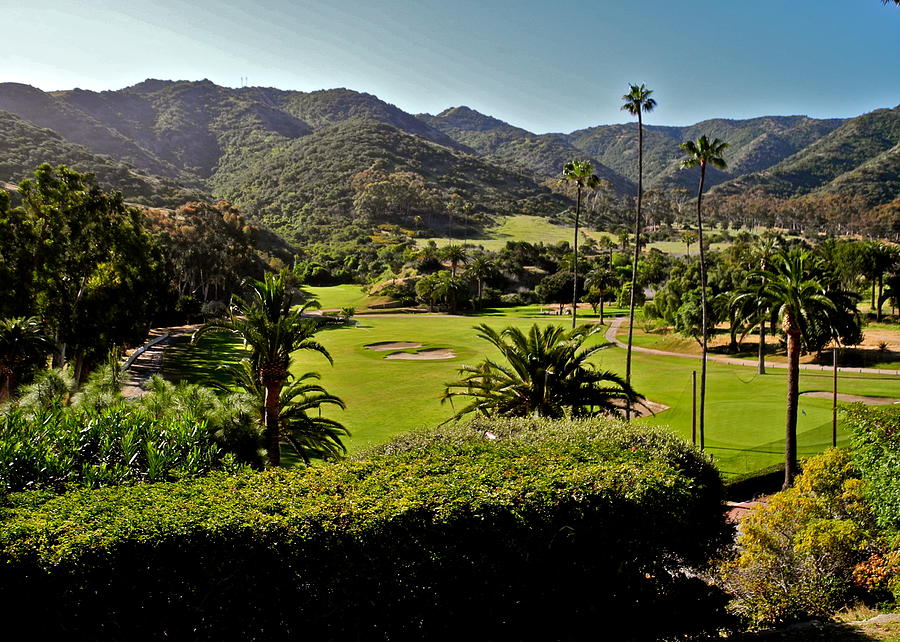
[
  {"xmin": 608, "ymin": 398, "xmax": 669, "ymax": 418},
  {"xmin": 385, "ymin": 348, "xmax": 456, "ymax": 360},
  {"xmin": 801, "ymin": 392, "xmax": 900, "ymax": 405},
  {"xmin": 365, "ymin": 341, "xmax": 423, "ymax": 351}
]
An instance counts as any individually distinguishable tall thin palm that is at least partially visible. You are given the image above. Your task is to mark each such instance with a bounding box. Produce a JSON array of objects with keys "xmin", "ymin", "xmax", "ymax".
[
  {"xmin": 757, "ymin": 250, "xmax": 838, "ymax": 489},
  {"xmin": 621, "ymin": 83, "xmax": 656, "ymax": 420},
  {"xmin": 585, "ymin": 266, "xmax": 618, "ymax": 325},
  {"xmin": 443, "ymin": 323, "xmax": 641, "ymax": 420},
  {"xmin": 561, "ymin": 161, "xmax": 601, "ymax": 328},
  {"xmin": 193, "ymin": 272, "xmax": 331, "ymax": 466},
  {"xmin": 750, "ymin": 234, "xmax": 782, "ymax": 374},
  {"xmin": 680, "ymin": 135, "xmax": 729, "ymax": 450}
]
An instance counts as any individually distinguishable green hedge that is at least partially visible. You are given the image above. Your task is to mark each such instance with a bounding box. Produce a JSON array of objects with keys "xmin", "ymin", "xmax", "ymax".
[
  {"xmin": 846, "ymin": 404, "xmax": 900, "ymax": 532},
  {"xmin": 0, "ymin": 417, "xmax": 731, "ymax": 640}
]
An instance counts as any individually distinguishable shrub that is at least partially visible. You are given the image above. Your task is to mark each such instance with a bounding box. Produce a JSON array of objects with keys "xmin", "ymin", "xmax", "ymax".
[
  {"xmin": 0, "ymin": 417, "xmax": 732, "ymax": 641},
  {"xmin": 845, "ymin": 404, "xmax": 900, "ymax": 533},
  {"xmin": 719, "ymin": 449, "xmax": 877, "ymax": 627}
]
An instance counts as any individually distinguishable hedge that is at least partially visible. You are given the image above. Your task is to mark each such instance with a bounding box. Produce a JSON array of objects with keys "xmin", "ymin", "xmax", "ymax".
[
  {"xmin": 845, "ymin": 404, "xmax": 900, "ymax": 533},
  {"xmin": 0, "ymin": 417, "xmax": 732, "ymax": 640}
]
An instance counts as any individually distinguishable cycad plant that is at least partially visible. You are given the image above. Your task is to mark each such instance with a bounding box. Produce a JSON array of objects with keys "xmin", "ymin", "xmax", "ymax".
[
  {"xmin": 193, "ymin": 272, "xmax": 332, "ymax": 466},
  {"xmin": 443, "ymin": 323, "xmax": 641, "ymax": 420}
]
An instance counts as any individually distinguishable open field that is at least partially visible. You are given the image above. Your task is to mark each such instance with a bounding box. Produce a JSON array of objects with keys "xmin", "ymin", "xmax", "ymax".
[
  {"xmin": 161, "ymin": 289, "xmax": 900, "ymax": 478},
  {"xmin": 417, "ymin": 214, "xmax": 614, "ymax": 251}
]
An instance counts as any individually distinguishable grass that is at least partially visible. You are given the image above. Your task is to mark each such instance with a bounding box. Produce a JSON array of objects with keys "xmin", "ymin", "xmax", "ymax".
[
  {"xmin": 160, "ymin": 287, "xmax": 900, "ymax": 478},
  {"xmin": 301, "ymin": 284, "xmax": 386, "ymax": 311},
  {"xmin": 417, "ymin": 214, "xmax": 615, "ymax": 251}
]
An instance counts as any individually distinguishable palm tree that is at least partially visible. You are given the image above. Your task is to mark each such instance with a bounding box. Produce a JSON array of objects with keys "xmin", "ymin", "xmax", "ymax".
[
  {"xmin": 442, "ymin": 244, "xmax": 469, "ymax": 276},
  {"xmin": 560, "ymin": 161, "xmax": 601, "ymax": 328},
  {"xmin": 621, "ymin": 83, "xmax": 657, "ymax": 420},
  {"xmin": 465, "ymin": 254, "xmax": 499, "ymax": 309},
  {"xmin": 0, "ymin": 317, "xmax": 53, "ymax": 402},
  {"xmin": 756, "ymin": 249, "xmax": 842, "ymax": 489},
  {"xmin": 584, "ymin": 266, "xmax": 618, "ymax": 325},
  {"xmin": 192, "ymin": 272, "xmax": 331, "ymax": 466},
  {"xmin": 442, "ymin": 323, "xmax": 641, "ymax": 420},
  {"xmin": 680, "ymin": 135, "xmax": 729, "ymax": 450}
]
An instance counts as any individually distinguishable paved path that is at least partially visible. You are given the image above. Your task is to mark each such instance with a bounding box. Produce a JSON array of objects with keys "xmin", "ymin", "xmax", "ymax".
[
  {"xmin": 604, "ymin": 317, "xmax": 900, "ymax": 376},
  {"xmin": 120, "ymin": 325, "xmax": 199, "ymax": 397}
]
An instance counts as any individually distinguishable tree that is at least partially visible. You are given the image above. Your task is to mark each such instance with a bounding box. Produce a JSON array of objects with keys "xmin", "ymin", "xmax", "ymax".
[
  {"xmin": 465, "ymin": 254, "xmax": 499, "ymax": 309},
  {"xmin": 560, "ymin": 161, "xmax": 601, "ymax": 328},
  {"xmin": 442, "ymin": 244, "xmax": 469, "ymax": 276},
  {"xmin": 621, "ymin": 83, "xmax": 657, "ymax": 420},
  {"xmin": 680, "ymin": 136, "xmax": 729, "ymax": 450},
  {"xmin": 16, "ymin": 164, "xmax": 168, "ymax": 381},
  {"xmin": 442, "ymin": 323, "xmax": 641, "ymax": 420},
  {"xmin": 0, "ymin": 317, "xmax": 53, "ymax": 402},
  {"xmin": 193, "ymin": 272, "xmax": 332, "ymax": 466},
  {"xmin": 755, "ymin": 249, "xmax": 851, "ymax": 489},
  {"xmin": 680, "ymin": 230, "xmax": 697, "ymax": 256},
  {"xmin": 584, "ymin": 266, "xmax": 619, "ymax": 324}
]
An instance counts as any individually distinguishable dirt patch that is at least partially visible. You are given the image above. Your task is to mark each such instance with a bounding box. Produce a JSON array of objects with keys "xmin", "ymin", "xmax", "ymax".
[
  {"xmin": 365, "ymin": 341, "xmax": 424, "ymax": 351},
  {"xmin": 384, "ymin": 348, "xmax": 456, "ymax": 360},
  {"xmin": 801, "ymin": 391, "xmax": 900, "ymax": 405},
  {"xmin": 609, "ymin": 398, "xmax": 669, "ymax": 418}
]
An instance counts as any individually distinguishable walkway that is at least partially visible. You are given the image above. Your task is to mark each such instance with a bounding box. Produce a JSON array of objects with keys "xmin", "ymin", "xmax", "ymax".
[
  {"xmin": 604, "ymin": 317, "xmax": 900, "ymax": 376},
  {"xmin": 120, "ymin": 325, "xmax": 199, "ymax": 397}
]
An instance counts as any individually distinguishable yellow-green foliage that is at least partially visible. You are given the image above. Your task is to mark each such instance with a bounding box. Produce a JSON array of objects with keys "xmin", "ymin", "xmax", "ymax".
[{"xmin": 720, "ymin": 448, "xmax": 877, "ymax": 627}]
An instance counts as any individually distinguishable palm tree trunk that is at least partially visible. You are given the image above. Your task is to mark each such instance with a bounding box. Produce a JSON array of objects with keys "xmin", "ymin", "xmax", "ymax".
[
  {"xmin": 264, "ymin": 381, "xmax": 281, "ymax": 466},
  {"xmin": 783, "ymin": 313, "xmax": 801, "ymax": 489},
  {"xmin": 572, "ymin": 186, "xmax": 582, "ymax": 329},
  {"xmin": 877, "ymin": 273, "xmax": 884, "ymax": 321},
  {"xmin": 832, "ymin": 344, "xmax": 839, "ymax": 448},
  {"xmin": 758, "ymin": 304, "xmax": 766, "ymax": 375},
  {"xmin": 625, "ymin": 112, "xmax": 644, "ymax": 421},
  {"xmin": 599, "ymin": 297, "xmax": 605, "ymax": 325},
  {"xmin": 696, "ymin": 165, "xmax": 709, "ymax": 451}
]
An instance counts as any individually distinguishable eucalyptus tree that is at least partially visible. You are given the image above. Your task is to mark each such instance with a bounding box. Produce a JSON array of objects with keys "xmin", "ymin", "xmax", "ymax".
[
  {"xmin": 621, "ymin": 83, "xmax": 657, "ymax": 420},
  {"xmin": 193, "ymin": 272, "xmax": 331, "ymax": 466},
  {"xmin": 560, "ymin": 161, "xmax": 601, "ymax": 328},
  {"xmin": 442, "ymin": 323, "xmax": 641, "ymax": 420},
  {"xmin": 679, "ymin": 136, "xmax": 729, "ymax": 450}
]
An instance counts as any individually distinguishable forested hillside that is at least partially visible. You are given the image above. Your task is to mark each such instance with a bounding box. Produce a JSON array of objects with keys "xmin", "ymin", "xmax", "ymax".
[{"xmin": 1, "ymin": 79, "xmax": 898, "ymax": 246}]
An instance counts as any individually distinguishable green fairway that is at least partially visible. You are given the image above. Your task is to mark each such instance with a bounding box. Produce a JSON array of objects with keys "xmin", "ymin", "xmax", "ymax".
[
  {"xmin": 417, "ymin": 214, "xmax": 614, "ymax": 251},
  {"xmin": 301, "ymin": 284, "xmax": 387, "ymax": 311},
  {"xmin": 161, "ymin": 288, "xmax": 900, "ymax": 478}
]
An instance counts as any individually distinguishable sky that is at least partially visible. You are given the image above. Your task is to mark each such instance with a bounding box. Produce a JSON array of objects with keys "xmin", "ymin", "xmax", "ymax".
[{"xmin": 2, "ymin": 0, "xmax": 899, "ymax": 134}]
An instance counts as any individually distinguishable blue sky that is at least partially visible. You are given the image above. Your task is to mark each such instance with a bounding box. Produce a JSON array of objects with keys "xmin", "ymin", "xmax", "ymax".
[{"xmin": 2, "ymin": 0, "xmax": 899, "ymax": 133}]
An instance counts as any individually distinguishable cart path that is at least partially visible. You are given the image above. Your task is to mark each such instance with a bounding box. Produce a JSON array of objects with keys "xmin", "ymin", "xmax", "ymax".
[
  {"xmin": 604, "ymin": 317, "xmax": 900, "ymax": 376},
  {"xmin": 121, "ymin": 325, "xmax": 200, "ymax": 397}
]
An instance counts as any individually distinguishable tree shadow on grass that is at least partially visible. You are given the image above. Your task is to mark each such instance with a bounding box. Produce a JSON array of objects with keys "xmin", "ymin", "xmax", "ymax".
[
  {"xmin": 724, "ymin": 620, "xmax": 882, "ymax": 641},
  {"xmin": 160, "ymin": 333, "xmax": 248, "ymax": 388}
]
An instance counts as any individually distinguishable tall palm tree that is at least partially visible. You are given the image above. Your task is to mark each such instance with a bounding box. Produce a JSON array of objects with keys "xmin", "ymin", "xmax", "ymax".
[
  {"xmin": 756, "ymin": 249, "xmax": 843, "ymax": 489},
  {"xmin": 750, "ymin": 234, "xmax": 782, "ymax": 374},
  {"xmin": 560, "ymin": 161, "xmax": 601, "ymax": 328},
  {"xmin": 621, "ymin": 83, "xmax": 657, "ymax": 420},
  {"xmin": 443, "ymin": 323, "xmax": 641, "ymax": 420},
  {"xmin": 680, "ymin": 135, "xmax": 729, "ymax": 450},
  {"xmin": 442, "ymin": 244, "xmax": 469, "ymax": 277},
  {"xmin": 465, "ymin": 254, "xmax": 499, "ymax": 309},
  {"xmin": 584, "ymin": 266, "xmax": 618, "ymax": 325},
  {"xmin": 0, "ymin": 316, "xmax": 53, "ymax": 402},
  {"xmin": 193, "ymin": 272, "xmax": 331, "ymax": 466}
]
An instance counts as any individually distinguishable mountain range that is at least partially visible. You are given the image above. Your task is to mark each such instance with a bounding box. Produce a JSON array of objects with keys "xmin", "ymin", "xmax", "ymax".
[{"xmin": 1, "ymin": 79, "xmax": 898, "ymax": 242}]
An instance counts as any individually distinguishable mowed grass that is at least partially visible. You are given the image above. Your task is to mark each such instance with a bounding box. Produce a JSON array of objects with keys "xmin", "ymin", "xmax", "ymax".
[
  {"xmin": 301, "ymin": 284, "xmax": 388, "ymax": 311},
  {"xmin": 417, "ymin": 214, "xmax": 614, "ymax": 251},
  {"xmin": 161, "ymin": 289, "xmax": 900, "ymax": 477}
]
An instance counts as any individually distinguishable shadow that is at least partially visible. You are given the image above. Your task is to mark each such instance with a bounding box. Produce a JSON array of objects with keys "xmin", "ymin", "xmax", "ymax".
[{"xmin": 723, "ymin": 619, "xmax": 880, "ymax": 641}]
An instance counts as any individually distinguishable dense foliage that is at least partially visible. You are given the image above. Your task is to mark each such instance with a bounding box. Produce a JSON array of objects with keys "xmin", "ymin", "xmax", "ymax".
[
  {"xmin": 0, "ymin": 418, "xmax": 730, "ymax": 640},
  {"xmin": 846, "ymin": 404, "xmax": 900, "ymax": 533}
]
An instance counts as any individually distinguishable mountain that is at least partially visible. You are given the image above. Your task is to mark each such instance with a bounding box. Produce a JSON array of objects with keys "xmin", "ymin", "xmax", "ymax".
[
  {"xmin": 713, "ymin": 106, "xmax": 900, "ymax": 201},
  {"xmin": 420, "ymin": 106, "xmax": 635, "ymax": 194},
  {"xmin": 1, "ymin": 78, "xmax": 898, "ymax": 245},
  {"xmin": 0, "ymin": 110, "xmax": 204, "ymax": 207}
]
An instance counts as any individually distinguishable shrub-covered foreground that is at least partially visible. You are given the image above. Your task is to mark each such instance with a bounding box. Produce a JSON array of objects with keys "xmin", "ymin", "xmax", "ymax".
[{"xmin": 0, "ymin": 418, "xmax": 731, "ymax": 640}]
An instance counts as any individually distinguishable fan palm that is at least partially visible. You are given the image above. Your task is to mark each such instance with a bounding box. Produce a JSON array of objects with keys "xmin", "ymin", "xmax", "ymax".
[
  {"xmin": 621, "ymin": 83, "xmax": 657, "ymax": 420},
  {"xmin": 756, "ymin": 249, "xmax": 846, "ymax": 489},
  {"xmin": 443, "ymin": 323, "xmax": 641, "ymax": 420},
  {"xmin": 193, "ymin": 272, "xmax": 331, "ymax": 466},
  {"xmin": 560, "ymin": 161, "xmax": 601, "ymax": 328},
  {"xmin": 679, "ymin": 135, "xmax": 729, "ymax": 450}
]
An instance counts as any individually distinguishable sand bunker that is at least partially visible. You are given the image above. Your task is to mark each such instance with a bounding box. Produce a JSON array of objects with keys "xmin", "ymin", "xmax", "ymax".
[
  {"xmin": 801, "ymin": 392, "xmax": 900, "ymax": 405},
  {"xmin": 385, "ymin": 348, "xmax": 456, "ymax": 360},
  {"xmin": 365, "ymin": 341, "xmax": 423, "ymax": 351}
]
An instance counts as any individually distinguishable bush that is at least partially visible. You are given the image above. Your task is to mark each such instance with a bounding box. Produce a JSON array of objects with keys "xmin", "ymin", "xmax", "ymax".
[
  {"xmin": 719, "ymin": 449, "xmax": 877, "ymax": 628},
  {"xmin": 0, "ymin": 417, "xmax": 732, "ymax": 641},
  {"xmin": 845, "ymin": 404, "xmax": 900, "ymax": 533}
]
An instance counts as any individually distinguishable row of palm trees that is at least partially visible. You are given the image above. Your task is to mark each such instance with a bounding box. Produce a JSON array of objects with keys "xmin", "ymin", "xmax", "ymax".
[{"xmin": 562, "ymin": 83, "xmax": 865, "ymax": 489}]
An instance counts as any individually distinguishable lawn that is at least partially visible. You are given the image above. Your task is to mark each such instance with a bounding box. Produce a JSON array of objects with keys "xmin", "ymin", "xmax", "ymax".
[
  {"xmin": 301, "ymin": 284, "xmax": 389, "ymax": 311},
  {"xmin": 160, "ymin": 287, "xmax": 900, "ymax": 478},
  {"xmin": 417, "ymin": 214, "xmax": 615, "ymax": 251}
]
